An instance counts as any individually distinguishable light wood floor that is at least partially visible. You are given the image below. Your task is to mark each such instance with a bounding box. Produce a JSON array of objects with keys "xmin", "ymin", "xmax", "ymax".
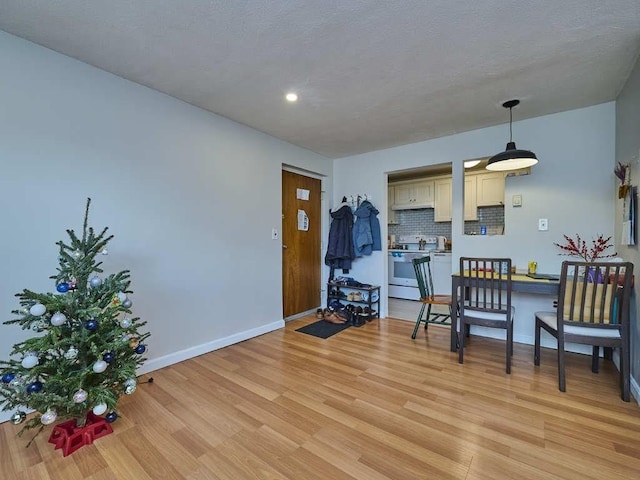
[
  {"xmin": 2, "ymin": 316, "xmax": 640, "ymax": 480},
  {"xmin": 388, "ymin": 297, "xmax": 450, "ymax": 322}
]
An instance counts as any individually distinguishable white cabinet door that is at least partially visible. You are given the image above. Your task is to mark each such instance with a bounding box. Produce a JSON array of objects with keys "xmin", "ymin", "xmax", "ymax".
[
  {"xmin": 393, "ymin": 183, "xmax": 414, "ymax": 207},
  {"xmin": 464, "ymin": 175, "xmax": 478, "ymax": 221},
  {"xmin": 434, "ymin": 178, "xmax": 452, "ymax": 222},
  {"xmin": 476, "ymin": 172, "xmax": 505, "ymax": 206},
  {"xmin": 392, "ymin": 180, "xmax": 434, "ymax": 209},
  {"xmin": 413, "ymin": 180, "xmax": 435, "ymax": 206}
]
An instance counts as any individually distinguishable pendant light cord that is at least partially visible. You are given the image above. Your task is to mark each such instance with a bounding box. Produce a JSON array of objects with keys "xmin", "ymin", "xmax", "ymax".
[{"xmin": 509, "ymin": 106, "xmax": 513, "ymax": 143}]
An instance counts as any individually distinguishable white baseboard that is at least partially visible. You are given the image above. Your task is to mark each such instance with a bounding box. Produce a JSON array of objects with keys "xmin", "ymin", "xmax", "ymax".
[
  {"xmin": 137, "ymin": 320, "xmax": 285, "ymax": 376},
  {"xmin": 0, "ymin": 320, "xmax": 285, "ymax": 425}
]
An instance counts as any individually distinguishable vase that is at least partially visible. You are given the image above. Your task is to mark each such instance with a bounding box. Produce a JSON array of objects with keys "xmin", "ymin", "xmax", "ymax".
[{"xmin": 618, "ymin": 184, "xmax": 629, "ymax": 199}]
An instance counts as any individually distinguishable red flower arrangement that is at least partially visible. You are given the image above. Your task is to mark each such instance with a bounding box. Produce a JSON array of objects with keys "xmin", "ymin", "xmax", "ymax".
[{"xmin": 554, "ymin": 234, "xmax": 617, "ymax": 262}]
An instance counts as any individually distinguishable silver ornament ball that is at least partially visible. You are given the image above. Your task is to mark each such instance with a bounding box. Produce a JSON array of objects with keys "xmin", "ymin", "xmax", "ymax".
[
  {"xmin": 50, "ymin": 312, "xmax": 67, "ymax": 326},
  {"xmin": 40, "ymin": 409, "xmax": 57, "ymax": 425},
  {"xmin": 73, "ymin": 389, "xmax": 88, "ymax": 403},
  {"xmin": 11, "ymin": 411, "xmax": 27, "ymax": 425},
  {"xmin": 29, "ymin": 303, "xmax": 46, "ymax": 316},
  {"xmin": 21, "ymin": 354, "xmax": 39, "ymax": 369},
  {"xmin": 92, "ymin": 403, "xmax": 108, "ymax": 416}
]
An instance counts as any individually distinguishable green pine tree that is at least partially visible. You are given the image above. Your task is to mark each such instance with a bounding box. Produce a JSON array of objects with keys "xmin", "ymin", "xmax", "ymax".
[{"xmin": 0, "ymin": 198, "xmax": 149, "ymax": 445}]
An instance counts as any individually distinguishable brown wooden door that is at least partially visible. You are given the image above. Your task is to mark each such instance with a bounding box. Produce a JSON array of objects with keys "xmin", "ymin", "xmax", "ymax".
[{"xmin": 282, "ymin": 170, "xmax": 322, "ymax": 318}]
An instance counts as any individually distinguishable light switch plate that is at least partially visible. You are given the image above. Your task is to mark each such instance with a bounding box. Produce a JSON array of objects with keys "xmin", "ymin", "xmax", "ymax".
[
  {"xmin": 538, "ymin": 218, "xmax": 549, "ymax": 231},
  {"xmin": 512, "ymin": 194, "xmax": 522, "ymax": 207}
]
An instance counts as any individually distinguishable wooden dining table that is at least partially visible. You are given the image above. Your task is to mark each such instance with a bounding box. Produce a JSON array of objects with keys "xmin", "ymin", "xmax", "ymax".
[{"xmin": 449, "ymin": 272, "xmax": 560, "ymax": 352}]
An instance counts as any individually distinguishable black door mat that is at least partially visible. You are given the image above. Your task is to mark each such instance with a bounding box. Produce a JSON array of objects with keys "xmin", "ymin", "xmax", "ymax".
[{"xmin": 295, "ymin": 320, "xmax": 351, "ymax": 339}]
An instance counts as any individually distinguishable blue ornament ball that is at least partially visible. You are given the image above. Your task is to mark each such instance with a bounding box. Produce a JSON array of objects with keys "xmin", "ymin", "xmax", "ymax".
[
  {"xmin": 1, "ymin": 373, "xmax": 16, "ymax": 384},
  {"xmin": 103, "ymin": 352, "xmax": 115, "ymax": 363},
  {"xmin": 134, "ymin": 344, "xmax": 146, "ymax": 354},
  {"xmin": 26, "ymin": 381, "xmax": 43, "ymax": 393},
  {"xmin": 85, "ymin": 320, "xmax": 99, "ymax": 331},
  {"xmin": 122, "ymin": 299, "xmax": 132, "ymax": 309},
  {"xmin": 56, "ymin": 282, "xmax": 70, "ymax": 293},
  {"xmin": 89, "ymin": 276, "xmax": 102, "ymax": 288},
  {"xmin": 105, "ymin": 412, "xmax": 118, "ymax": 423}
]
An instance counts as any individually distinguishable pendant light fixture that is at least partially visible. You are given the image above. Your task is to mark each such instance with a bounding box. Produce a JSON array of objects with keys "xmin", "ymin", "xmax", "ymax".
[{"xmin": 486, "ymin": 99, "xmax": 538, "ymax": 171}]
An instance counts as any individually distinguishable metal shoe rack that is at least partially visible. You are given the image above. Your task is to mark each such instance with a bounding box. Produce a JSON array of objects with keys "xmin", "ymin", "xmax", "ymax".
[{"xmin": 326, "ymin": 282, "xmax": 380, "ymax": 322}]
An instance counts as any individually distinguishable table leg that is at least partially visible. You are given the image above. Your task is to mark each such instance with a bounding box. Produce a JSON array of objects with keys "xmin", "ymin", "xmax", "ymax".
[{"xmin": 451, "ymin": 275, "xmax": 458, "ymax": 352}]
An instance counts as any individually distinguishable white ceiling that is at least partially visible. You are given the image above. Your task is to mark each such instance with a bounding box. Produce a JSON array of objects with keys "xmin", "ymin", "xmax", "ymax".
[{"xmin": 1, "ymin": 1, "xmax": 639, "ymax": 159}]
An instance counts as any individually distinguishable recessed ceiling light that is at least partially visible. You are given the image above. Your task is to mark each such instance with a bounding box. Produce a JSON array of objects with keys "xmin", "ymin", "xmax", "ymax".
[{"xmin": 285, "ymin": 92, "xmax": 298, "ymax": 102}]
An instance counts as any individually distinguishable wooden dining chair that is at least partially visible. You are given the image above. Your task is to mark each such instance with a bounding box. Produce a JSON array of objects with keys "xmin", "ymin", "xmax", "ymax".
[
  {"xmin": 458, "ymin": 257, "xmax": 514, "ymax": 373},
  {"xmin": 534, "ymin": 260, "xmax": 634, "ymax": 401},
  {"xmin": 411, "ymin": 256, "xmax": 453, "ymax": 339}
]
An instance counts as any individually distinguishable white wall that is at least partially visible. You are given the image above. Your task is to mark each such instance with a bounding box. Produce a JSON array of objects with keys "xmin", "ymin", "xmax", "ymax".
[
  {"xmin": 615, "ymin": 53, "xmax": 640, "ymax": 397},
  {"xmin": 0, "ymin": 32, "xmax": 331, "ymax": 423},
  {"xmin": 333, "ymin": 103, "xmax": 617, "ymax": 320}
]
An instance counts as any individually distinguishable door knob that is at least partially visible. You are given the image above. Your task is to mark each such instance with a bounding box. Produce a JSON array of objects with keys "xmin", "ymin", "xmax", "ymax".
[{"xmin": 282, "ymin": 245, "xmax": 288, "ymax": 249}]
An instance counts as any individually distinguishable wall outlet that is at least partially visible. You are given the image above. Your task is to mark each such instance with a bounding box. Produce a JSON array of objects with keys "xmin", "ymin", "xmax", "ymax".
[
  {"xmin": 538, "ymin": 218, "xmax": 548, "ymax": 231},
  {"xmin": 271, "ymin": 228, "xmax": 279, "ymax": 240}
]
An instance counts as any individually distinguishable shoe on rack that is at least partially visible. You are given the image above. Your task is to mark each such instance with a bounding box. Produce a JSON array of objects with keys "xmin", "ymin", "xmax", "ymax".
[
  {"xmin": 352, "ymin": 292, "xmax": 363, "ymax": 302},
  {"xmin": 346, "ymin": 292, "xmax": 354, "ymax": 301}
]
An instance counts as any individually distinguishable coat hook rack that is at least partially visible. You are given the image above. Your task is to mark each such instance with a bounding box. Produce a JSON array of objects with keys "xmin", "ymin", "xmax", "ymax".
[{"xmin": 341, "ymin": 193, "xmax": 373, "ymax": 211}]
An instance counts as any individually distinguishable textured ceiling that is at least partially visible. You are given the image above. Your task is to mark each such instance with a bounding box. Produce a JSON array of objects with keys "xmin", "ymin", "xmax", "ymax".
[{"xmin": 1, "ymin": 1, "xmax": 639, "ymax": 158}]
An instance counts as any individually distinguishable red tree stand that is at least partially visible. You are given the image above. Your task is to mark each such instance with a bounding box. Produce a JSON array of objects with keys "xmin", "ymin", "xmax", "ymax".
[{"xmin": 48, "ymin": 412, "xmax": 113, "ymax": 456}]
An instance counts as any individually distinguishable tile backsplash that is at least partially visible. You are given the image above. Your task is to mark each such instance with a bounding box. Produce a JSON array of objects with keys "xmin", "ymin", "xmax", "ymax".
[
  {"xmin": 464, "ymin": 206, "xmax": 505, "ymax": 235},
  {"xmin": 389, "ymin": 206, "xmax": 504, "ymax": 237}
]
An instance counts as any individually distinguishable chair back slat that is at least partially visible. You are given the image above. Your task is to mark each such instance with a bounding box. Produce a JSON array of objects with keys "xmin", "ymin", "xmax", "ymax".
[
  {"xmin": 558, "ymin": 260, "xmax": 633, "ymax": 329},
  {"xmin": 459, "ymin": 257, "xmax": 512, "ymax": 314},
  {"xmin": 412, "ymin": 256, "xmax": 434, "ymax": 300}
]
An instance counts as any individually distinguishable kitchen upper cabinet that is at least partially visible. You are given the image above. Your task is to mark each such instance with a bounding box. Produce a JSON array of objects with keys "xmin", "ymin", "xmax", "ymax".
[
  {"xmin": 392, "ymin": 180, "xmax": 435, "ymax": 209},
  {"xmin": 464, "ymin": 175, "xmax": 478, "ymax": 220},
  {"xmin": 387, "ymin": 186, "xmax": 398, "ymax": 224},
  {"xmin": 476, "ymin": 171, "xmax": 505, "ymax": 206},
  {"xmin": 434, "ymin": 178, "xmax": 452, "ymax": 222}
]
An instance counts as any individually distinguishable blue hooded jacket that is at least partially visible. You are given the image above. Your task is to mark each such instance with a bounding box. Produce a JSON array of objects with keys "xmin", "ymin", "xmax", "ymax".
[{"xmin": 352, "ymin": 200, "xmax": 381, "ymax": 257}]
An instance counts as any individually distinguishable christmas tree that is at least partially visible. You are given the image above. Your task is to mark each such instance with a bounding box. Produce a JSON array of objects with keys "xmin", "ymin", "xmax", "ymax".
[{"xmin": 0, "ymin": 198, "xmax": 149, "ymax": 447}]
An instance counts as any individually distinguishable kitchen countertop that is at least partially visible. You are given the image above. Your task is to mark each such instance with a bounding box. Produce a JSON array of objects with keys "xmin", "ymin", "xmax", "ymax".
[
  {"xmin": 388, "ymin": 249, "xmax": 452, "ymax": 254},
  {"xmin": 389, "ymin": 249, "xmax": 425, "ymax": 253}
]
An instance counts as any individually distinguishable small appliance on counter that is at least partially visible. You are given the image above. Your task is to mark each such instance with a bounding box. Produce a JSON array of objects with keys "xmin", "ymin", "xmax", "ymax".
[
  {"xmin": 391, "ymin": 235, "xmax": 437, "ymax": 252},
  {"xmin": 437, "ymin": 236, "xmax": 447, "ymax": 251}
]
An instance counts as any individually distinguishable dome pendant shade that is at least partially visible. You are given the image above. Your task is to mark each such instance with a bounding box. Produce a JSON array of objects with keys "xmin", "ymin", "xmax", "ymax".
[
  {"xmin": 486, "ymin": 141, "xmax": 538, "ymax": 171},
  {"xmin": 486, "ymin": 99, "xmax": 538, "ymax": 171}
]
